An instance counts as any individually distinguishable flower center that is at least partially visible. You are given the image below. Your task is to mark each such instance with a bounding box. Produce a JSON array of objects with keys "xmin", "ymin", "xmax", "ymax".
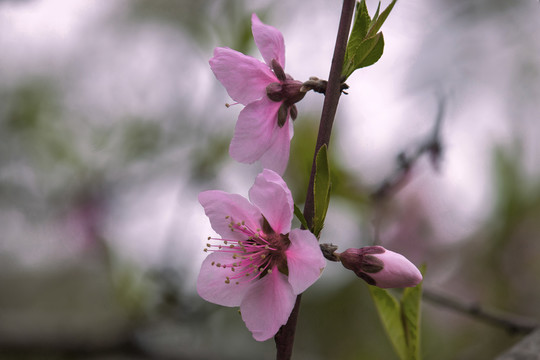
[{"xmin": 203, "ymin": 215, "xmax": 289, "ymax": 285}]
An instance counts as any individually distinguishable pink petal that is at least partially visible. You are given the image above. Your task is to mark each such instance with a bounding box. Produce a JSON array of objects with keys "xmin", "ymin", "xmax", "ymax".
[
  {"xmin": 197, "ymin": 252, "xmax": 253, "ymax": 307},
  {"xmin": 285, "ymin": 229, "xmax": 326, "ymax": 294},
  {"xmin": 229, "ymin": 97, "xmax": 281, "ymax": 164},
  {"xmin": 209, "ymin": 47, "xmax": 277, "ymax": 105},
  {"xmin": 258, "ymin": 117, "xmax": 293, "ymax": 175},
  {"xmin": 248, "ymin": 169, "xmax": 293, "ymax": 234},
  {"xmin": 199, "ymin": 190, "xmax": 261, "ymax": 240},
  {"xmin": 371, "ymin": 249, "xmax": 423, "ymax": 289},
  {"xmin": 240, "ymin": 267, "xmax": 296, "ymax": 341},
  {"xmin": 251, "ymin": 14, "xmax": 286, "ymax": 68}
]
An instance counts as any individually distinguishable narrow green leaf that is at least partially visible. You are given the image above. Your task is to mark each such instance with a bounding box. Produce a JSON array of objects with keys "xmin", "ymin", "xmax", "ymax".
[
  {"xmin": 343, "ymin": 0, "xmax": 370, "ymax": 78},
  {"xmin": 342, "ymin": 0, "xmax": 397, "ymax": 79},
  {"xmin": 367, "ymin": 0, "xmax": 397, "ymax": 37},
  {"xmin": 368, "ymin": 286, "xmax": 408, "ymax": 360},
  {"xmin": 349, "ymin": 0, "xmax": 370, "ymax": 42},
  {"xmin": 293, "ymin": 203, "xmax": 309, "ymax": 230},
  {"xmin": 400, "ymin": 266, "xmax": 425, "ymax": 360},
  {"xmin": 313, "ymin": 144, "xmax": 331, "ymax": 237}
]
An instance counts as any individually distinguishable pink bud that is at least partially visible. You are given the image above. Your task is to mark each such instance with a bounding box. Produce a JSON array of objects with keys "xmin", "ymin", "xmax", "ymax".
[{"xmin": 339, "ymin": 246, "xmax": 422, "ymax": 288}]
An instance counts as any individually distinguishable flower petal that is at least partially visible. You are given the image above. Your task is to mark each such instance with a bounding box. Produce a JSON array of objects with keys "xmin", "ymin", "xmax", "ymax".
[
  {"xmin": 229, "ymin": 97, "xmax": 281, "ymax": 165},
  {"xmin": 199, "ymin": 190, "xmax": 261, "ymax": 240},
  {"xmin": 285, "ymin": 229, "xmax": 326, "ymax": 294},
  {"xmin": 209, "ymin": 47, "xmax": 277, "ymax": 105},
  {"xmin": 248, "ymin": 169, "xmax": 293, "ymax": 234},
  {"xmin": 258, "ymin": 117, "xmax": 293, "ymax": 175},
  {"xmin": 251, "ymin": 13, "xmax": 286, "ymax": 68},
  {"xmin": 240, "ymin": 267, "xmax": 296, "ymax": 341},
  {"xmin": 197, "ymin": 252, "xmax": 253, "ymax": 307},
  {"xmin": 370, "ymin": 249, "xmax": 423, "ymax": 288}
]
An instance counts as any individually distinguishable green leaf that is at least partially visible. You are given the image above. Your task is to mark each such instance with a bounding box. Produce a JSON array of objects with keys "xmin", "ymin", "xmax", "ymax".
[
  {"xmin": 349, "ymin": 0, "xmax": 371, "ymax": 43},
  {"xmin": 368, "ymin": 286, "xmax": 408, "ymax": 360},
  {"xmin": 368, "ymin": 0, "xmax": 397, "ymax": 37},
  {"xmin": 400, "ymin": 266, "xmax": 425, "ymax": 360},
  {"xmin": 368, "ymin": 265, "xmax": 425, "ymax": 360},
  {"xmin": 294, "ymin": 203, "xmax": 309, "ymax": 230},
  {"xmin": 343, "ymin": 32, "xmax": 385, "ymax": 77},
  {"xmin": 312, "ymin": 144, "xmax": 331, "ymax": 237},
  {"xmin": 342, "ymin": 0, "xmax": 397, "ymax": 79}
]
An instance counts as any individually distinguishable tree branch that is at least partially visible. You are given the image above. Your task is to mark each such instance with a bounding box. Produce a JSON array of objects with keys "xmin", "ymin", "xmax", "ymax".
[{"xmin": 274, "ymin": 1, "xmax": 356, "ymax": 359}]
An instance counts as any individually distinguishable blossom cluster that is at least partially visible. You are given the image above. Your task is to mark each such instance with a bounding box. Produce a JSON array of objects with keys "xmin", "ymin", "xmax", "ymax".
[{"xmin": 197, "ymin": 13, "xmax": 422, "ymax": 342}]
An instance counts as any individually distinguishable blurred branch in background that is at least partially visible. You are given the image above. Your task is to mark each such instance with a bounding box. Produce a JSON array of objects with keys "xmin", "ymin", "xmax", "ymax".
[
  {"xmin": 371, "ymin": 96, "xmax": 445, "ymax": 202},
  {"xmin": 423, "ymin": 288, "xmax": 538, "ymax": 336}
]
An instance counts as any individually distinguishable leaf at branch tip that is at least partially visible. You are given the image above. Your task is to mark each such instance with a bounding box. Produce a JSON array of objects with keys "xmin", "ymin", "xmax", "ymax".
[
  {"xmin": 368, "ymin": 0, "xmax": 397, "ymax": 37},
  {"xmin": 313, "ymin": 144, "xmax": 331, "ymax": 238},
  {"xmin": 294, "ymin": 203, "xmax": 309, "ymax": 230},
  {"xmin": 342, "ymin": 0, "xmax": 398, "ymax": 80}
]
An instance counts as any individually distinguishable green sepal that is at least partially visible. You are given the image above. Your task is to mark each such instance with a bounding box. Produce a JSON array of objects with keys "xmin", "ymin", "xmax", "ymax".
[{"xmin": 312, "ymin": 144, "xmax": 331, "ymax": 238}]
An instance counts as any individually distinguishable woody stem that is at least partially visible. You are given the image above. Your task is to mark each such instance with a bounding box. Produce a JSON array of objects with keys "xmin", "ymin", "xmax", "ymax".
[{"xmin": 274, "ymin": 0, "xmax": 356, "ymax": 359}]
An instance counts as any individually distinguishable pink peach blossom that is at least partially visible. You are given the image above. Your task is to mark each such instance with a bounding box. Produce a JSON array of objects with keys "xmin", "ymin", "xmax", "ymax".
[
  {"xmin": 209, "ymin": 14, "xmax": 306, "ymax": 175},
  {"xmin": 197, "ymin": 169, "xmax": 325, "ymax": 341},
  {"xmin": 339, "ymin": 246, "xmax": 422, "ymax": 288}
]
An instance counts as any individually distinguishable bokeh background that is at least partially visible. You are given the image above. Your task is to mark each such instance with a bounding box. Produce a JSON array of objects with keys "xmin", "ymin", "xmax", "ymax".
[{"xmin": 1, "ymin": 0, "xmax": 540, "ymax": 359}]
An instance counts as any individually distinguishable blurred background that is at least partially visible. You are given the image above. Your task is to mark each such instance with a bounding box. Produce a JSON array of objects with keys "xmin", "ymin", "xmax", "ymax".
[{"xmin": 1, "ymin": 0, "xmax": 540, "ymax": 359}]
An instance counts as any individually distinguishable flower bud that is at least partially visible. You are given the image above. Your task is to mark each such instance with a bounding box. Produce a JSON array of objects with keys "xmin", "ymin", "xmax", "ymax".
[{"xmin": 338, "ymin": 246, "xmax": 422, "ymax": 288}]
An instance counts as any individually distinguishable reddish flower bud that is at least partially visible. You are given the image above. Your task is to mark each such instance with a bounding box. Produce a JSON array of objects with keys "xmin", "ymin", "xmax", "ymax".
[{"xmin": 338, "ymin": 246, "xmax": 422, "ymax": 288}]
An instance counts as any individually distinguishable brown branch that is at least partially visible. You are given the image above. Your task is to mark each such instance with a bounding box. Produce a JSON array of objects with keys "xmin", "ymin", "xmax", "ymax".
[
  {"xmin": 371, "ymin": 97, "xmax": 446, "ymax": 201},
  {"xmin": 274, "ymin": 1, "xmax": 356, "ymax": 359},
  {"xmin": 423, "ymin": 288, "xmax": 538, "ymax": 335}
]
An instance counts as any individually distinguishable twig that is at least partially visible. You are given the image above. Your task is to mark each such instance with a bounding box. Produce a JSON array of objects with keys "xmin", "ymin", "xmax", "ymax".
[
  {"xmin": 371, "ymin": 97, "xmax": 446, "ymax": 201},
  {"xmin": 423, "ymin": 288, "xmax": 538, "ymax": 335},
  {"xmin": 274, "ymin": 1, "xmax": 356, "ymax": 359}
]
